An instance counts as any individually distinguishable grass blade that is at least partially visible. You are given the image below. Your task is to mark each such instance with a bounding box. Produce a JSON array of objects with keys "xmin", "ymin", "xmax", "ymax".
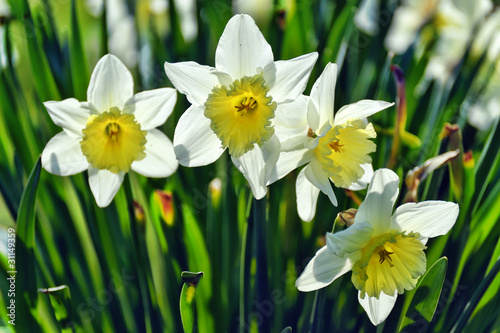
[
  {"xmin": 15, "ymin": 157, "xmax": 42, "ymax": 332},
  {"xmin": 399, "ymin": 257, "xmax": 448, "ymax": 331}
]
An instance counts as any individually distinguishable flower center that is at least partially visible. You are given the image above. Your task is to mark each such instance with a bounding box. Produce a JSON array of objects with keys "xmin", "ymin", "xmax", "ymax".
[
  {"xmin": 351, "ymin": 231, "xmax": 427, "ymax": 299},
  {"xmin": 315, "ymin": 118, "xmax": 376, "ymax": 188},
  {"xmin": 204, "ymin": 74, "xmax": 276, "ymax": 158},
  {"xmin": 80, "ymin": 107, "xmax": 147, "ymax": 174}
]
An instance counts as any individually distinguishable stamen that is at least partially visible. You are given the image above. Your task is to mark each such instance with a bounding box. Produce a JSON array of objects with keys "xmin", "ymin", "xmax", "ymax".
[
  {"xmin": 106, "ymin": 122, "xmax": 120, "ymax": 141},
  {"xmin": 378, "ymin": 248, "xmax": 395, "ymax": 267},
  {"xmin": 328, "ymin": 140, "xmax": 344, "ymax": 153},
  {"xmin": 235, "ymin": 96, "xmax": 257, "ymax": 115}
]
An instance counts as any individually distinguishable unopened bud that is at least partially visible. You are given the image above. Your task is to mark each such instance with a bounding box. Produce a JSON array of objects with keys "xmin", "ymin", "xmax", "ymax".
[
  {"xmin": 335, "ymin": 208, "xmax": 358, "ymax": 227},
  {"xmin": 209, "ymin": 178, "xmax": 222, "ymax": 209},
  {"xmin": 154, "ymin": 190, "xmax": 174, "ymax": 226},
  {"xmin": 133, "ymin": 200, "xmax": 145, "ymax": 225}
]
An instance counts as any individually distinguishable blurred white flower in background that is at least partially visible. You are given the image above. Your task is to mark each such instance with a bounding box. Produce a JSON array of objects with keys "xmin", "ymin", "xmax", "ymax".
[
  {"xmin": 354, "ymin": 0, "xmax": 380, "ymax": 36},
  {"xmin": 467, "ymin": 8, "xmax": 500, "ymax": 131},
  {"xmin": 385, "ymin": 0, "xmax": 492, "ymax": 82},
  {"xmin": 86, "ymin": 0, "xmax": 138, "ymax": 67},
  {"xmin": 468, "ymin": 61, "xmax": 500, "ymax": 131},
  {"xmin": 232, "ymin": 0, "xmax": 273, "ymax": 27},
  {"xmin": 173, "ymin": 0, "xmax": 197, "ymax": 43},
  {"xmin": 0, "ymin": 0, "xmax": 11, "ymax": 69},
  {"xmin": 384, "ymin": 0, "xmax": 440, "ymax": 54},
  {"xmin": 471, "ymin": 8, "xmax": 500, "ymax": 61},
  {"xmin": 424, "ymin": 0, "xmax": 492, "ymax": 82}
]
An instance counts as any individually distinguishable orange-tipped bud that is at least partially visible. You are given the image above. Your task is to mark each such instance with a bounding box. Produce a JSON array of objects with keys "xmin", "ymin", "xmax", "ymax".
[{"xmin": 154, "ymin": 190, "xmax": 175, "ymax": 226}]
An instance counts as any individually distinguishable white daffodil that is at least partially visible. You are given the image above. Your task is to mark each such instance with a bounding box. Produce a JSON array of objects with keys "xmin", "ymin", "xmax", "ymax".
[
  {"xmin": 385, "ymin": 0, "xmax": 492, "ymax": 81},
  {"xmin": 268, "ymin": 63, "xmax": 393, "ymax": 221},
  {"xmin": 384, "ymin": 0, "xmax": 440, "ymax": 54},
  {"xmin": 296, "ymin": 168, "xmax": 459, "ymax": 325},
  {"xmin": 164, "ymin": 14, "xmax": 317, "ymax": 199},
  {"xmin": 42, "ymin": 54, "xmax": 178, "ymax": 207}
]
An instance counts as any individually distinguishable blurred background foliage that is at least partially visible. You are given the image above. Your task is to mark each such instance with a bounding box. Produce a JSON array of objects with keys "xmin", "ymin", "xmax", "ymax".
[{"xmin": 0, "ymin": 0, "xmax": 499, "ymax": 332}]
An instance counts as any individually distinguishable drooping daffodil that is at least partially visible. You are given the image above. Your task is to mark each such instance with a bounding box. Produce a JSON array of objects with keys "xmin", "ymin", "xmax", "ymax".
[
  {"xmin": 164, "ymin": 14, "xmax": 318, "ymax": 199},
  {"xmin": 42, "ymin": 54, "xmax": 178, "ymax": 207},
  {"xmin": 296, "ymin": 168, "xmax": 459, "ymax": 325},
  {"xmin": 268, "ymin": 62, "xmax": 393, "ymax": 221}
]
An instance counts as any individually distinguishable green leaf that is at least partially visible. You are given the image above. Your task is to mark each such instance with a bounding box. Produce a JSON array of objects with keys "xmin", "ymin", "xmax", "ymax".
[
  {"xmin": 451, "ymin": 257, "xmax": 500, "ymax": 333},
  {"xmin": 38, "ymin": 285, "xmax": 73, "ymax": 332},
  {"xmin": 400, "ymin": 257, "xmax": 448, "ymax": 331},
  {"xmin": 281, "ymin": 327, "xmax": 292, "ymax": 333},
  {"xmin": 15, "ymin": 157, "xmax": 42, "ymax": 332},
  {"xmin": 180, "ymin": 271, "xmax": 204, "ymax": 333},
  {"xmin": 20, "ymin": 0, "xmax": 61, "ymax": 101},
  {"xmin": 69, "ymin": 0, "xmax": 89, "ymax": 100},
  {"xmin": 471, "ymin": 118, "xmax": 500, "ymax": 216}
]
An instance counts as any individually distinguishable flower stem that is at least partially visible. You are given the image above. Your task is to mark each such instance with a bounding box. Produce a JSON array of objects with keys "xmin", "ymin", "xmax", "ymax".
[{"xmin": 253, "ymin": 197, "xmax": 271, "ymax": 332}]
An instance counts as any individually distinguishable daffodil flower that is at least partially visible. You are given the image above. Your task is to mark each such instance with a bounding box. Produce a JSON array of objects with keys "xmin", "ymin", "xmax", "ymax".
[
  {"xmin": 164, "ymin": 14, "xmax": 317, "ymax": 199},
  {"xmin": 385, "ymin": 0, "xmax": 492, "ymax": 81},
  {"xmin": 269, "ymin": 63, "xmax": 393, "ymax": 221},
  {"xmin": 296, "ymin": 168, "xmax": 459, "ymax": 325},
  {"xmin": 42, "ymin": 54, "xmax": 178, "ymax": 207}
]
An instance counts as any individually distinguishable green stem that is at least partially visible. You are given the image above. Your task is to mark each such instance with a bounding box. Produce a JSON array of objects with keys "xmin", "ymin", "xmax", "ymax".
[
  {"xmin": 253, "ymin": 197, "xmax": 270, "ymax": 332},
  {"xmin": 123, "ymin": 174, "xmax": 153, "ymax": 333}
]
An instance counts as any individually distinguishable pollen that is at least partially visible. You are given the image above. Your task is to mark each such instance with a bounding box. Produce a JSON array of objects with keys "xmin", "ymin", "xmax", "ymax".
[
  {"xmin": 315, "ymin": 118, "xmax": 376, "ymax": 188},
  {"xmin": 351, "ymin": 231, "xmax": 427, "ymax": 299},
  {"xmin": 204, "ymin": 74, "xmax": 276, "ymax": 158},
  {"xmin": 80, "ymin": 107, "xmax": 147, "ymax": 174}
]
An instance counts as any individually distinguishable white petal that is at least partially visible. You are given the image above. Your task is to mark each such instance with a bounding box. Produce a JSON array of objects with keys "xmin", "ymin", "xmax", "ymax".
[
  {"xmin": 41, "ymin": 132, "xmax": 89, "ymax": 176},
  {"xmin": 215, "ymin": 14, "xmax": 274, "ymax": 79},
  {"xmin": 87, "ymin": 54, "xmax": 134, "ymax": 111},
  {"xmin": 231, "ymin": 135, "xmax": 280, "ymax": 199},
  {"xmin": 358, "ymin": 291, "xmax": 398, "ymax": 326},
  {"xmin": 123, "ymin": 88, "xmax": 177, "ymax": 130},
  {"xmin": 334, "ymin": 100, "xmax": 394, "ymax": 126},
  {"xmin": 356, "ymin": 168, "xmax": 400, "ymax": 235},
  {"xmin": 131, "ymin": 129, "xmax": 178, "ymax": 177},
  {"xmin": 307, "ymin": 101, "xmax": 320, "ymax": 133},
  {"xmin": 173, "ymin": 105, "xmax": 225, "ymax": 167},
  {"xmin": 164, "ymin": 61, "xmax": 219, "ymax": 106},
  {"xmin": 296, "ymin": 246, "xmax": 358, "ymax": 292},
  {"xmin": 310, "ymin": 62, "xmax": 337, "ymax": 128},
  {"xmin": 296, "ymin": 167, "xmax": 321, "ymax": 222},
  {"xmin": 326, "ymin": 223, "xmax": 373, "ymax": 257},
  {"xmin": 273, "ymin": 95, "xmax": 309, "ymax": 143},
  {"xmin": 390, "ymin": 201, "xmax": 459, "ymax": 238},
  {"xmin": 348, "ymin": 163, "xmax": 373, "ymax": 191},
  {"xmin": 264, "ymin": 52, "xmax": 318, "ymax": 103},
  {"xmin": 88, "ymin": 167, "xmax": 125, "ymax": 208},
  {"xmin": 43, "ymin": 98, "xmax": 91, "ymax": 138},
  {"xmin": 305, "ymin": 159, "xmax": 338, "ymax": 206},
  {"xmin": 281, "ymin": 135, "xmax": 314, "ymax": 152},
  {"xmin": 268, "ymin": 149, "xmax": 314, "ymax": 185}
]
